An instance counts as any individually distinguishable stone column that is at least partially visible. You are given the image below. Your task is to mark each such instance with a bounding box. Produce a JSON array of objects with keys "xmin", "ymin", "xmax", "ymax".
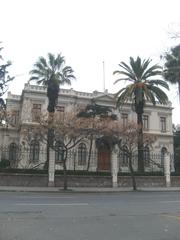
[
  {"xmin": 164, "ymin": 152, "xmax": 171, "ymax": 187},
  {"xmin": 48, "ymin": 149, "xmax": 55, "ymax": 187},
  {"xmin": 111, "ymin": 147, "xmax": 118, "ymax": 188}
]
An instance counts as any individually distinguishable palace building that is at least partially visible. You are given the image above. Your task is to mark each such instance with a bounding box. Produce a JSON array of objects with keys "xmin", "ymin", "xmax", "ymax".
[{"xmin": 0, "ymin": 83, "xmax": 174, "ymax": 173}]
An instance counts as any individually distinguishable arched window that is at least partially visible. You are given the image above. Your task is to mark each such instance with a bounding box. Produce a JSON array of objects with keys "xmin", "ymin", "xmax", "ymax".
[
  {"xmin": 9, "ymin": 143, "xmax": 18, "ymax": 161},
  {"xmin": 144, "ymin": 146, "xmax": 150, "ymax": 166},
  {"xmin": 122, "ymin": 145, "xmax": 129, "ymax": 166},
  {"xmin": 29, "ymin": 140, "xmax": 39, "ymax": 162},
  {"xmin": 161, "ymin": 147, "xmax": 167, "ymax": 166},
  {"xmin": 78, "ymin": 143, "xmax": 87, "ymax": 166},
  {"xmin": 55, "ymin": 141, "xmax": 64, "ymax": 163}
]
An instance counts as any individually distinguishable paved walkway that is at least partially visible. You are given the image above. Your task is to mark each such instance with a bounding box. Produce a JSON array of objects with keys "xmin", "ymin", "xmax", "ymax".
[{"xmin": 0, "ymin": 186, "xmax": 180, "ymax": 193}]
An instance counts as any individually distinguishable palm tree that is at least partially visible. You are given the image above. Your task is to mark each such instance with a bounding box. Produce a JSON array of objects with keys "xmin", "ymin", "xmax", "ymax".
[
  {"xmin": 113, "ymin": 57, "xmax": 169, "ymax": 172},
  {"xmin": 29, "ymin": 53, "xmax": 75, "ymax": 180},
  {"xmin": 163, "ymin": 44, "xmax": 180, "ymax": 99},
  {"xmin": 29, "ymin": 53, "xmax": 75, "ymax": 113}
]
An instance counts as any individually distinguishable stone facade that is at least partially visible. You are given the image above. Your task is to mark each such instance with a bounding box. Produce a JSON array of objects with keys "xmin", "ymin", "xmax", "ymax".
[{"xmin": 0, "ymin": 83, "xmax": 174, "ymax": 174}]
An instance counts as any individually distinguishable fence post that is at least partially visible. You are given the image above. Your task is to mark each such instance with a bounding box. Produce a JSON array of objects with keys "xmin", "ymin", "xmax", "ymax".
[
  {"xmin": 164, "ymin": 152, "xmax": 171, "ymax": 187},
  {"xmin": 48, "ymin": 149, "xmax": 55, "ymax": 187},
  {"xmin": 111, "ymin": 147, "xmax": 118, "ymax": 188}
]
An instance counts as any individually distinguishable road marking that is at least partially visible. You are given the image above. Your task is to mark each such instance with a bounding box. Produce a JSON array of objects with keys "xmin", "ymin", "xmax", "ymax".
[
  {"xmin": 161, "ymin": 214, "xmax": 180, "ymax": 221},
  {"xmin": 15, "ymin": 203, "xmax": 89, "ymax": 206},
  {"xmin": 18, "ymin": 196, "xmax": 74, "ymax": 199},
  {"xmin": 160, "ymin": 201, "xmax": 180, "ymax": 203}
]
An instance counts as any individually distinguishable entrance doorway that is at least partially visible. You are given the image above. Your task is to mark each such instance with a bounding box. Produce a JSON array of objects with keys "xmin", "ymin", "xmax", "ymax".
[{"xmin": 97, "ymin": 142, "xmax": 111, "ymax": 170}]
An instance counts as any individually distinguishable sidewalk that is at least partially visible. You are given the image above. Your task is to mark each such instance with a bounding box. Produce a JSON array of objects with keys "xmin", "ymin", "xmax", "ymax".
[{"xmin": 0, "ymin": 186, "xmax": 180, "ymax": 193}]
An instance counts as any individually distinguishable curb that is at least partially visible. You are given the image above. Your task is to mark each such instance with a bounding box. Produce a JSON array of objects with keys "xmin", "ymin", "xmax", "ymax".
[{"xmin": 0, "ymin": 187, "xmax": 180, "ymax": 193}]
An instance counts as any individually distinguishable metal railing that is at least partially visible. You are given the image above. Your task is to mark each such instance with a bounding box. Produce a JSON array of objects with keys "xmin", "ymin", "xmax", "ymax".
[{"xmin": 0, "ymin": 145, "xmax": 173, "ymax": 173}]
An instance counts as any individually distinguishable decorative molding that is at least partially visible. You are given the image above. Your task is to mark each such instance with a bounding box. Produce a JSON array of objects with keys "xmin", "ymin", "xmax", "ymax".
[{"xmin": 157, "ymin": 112, "xmax": 169, "ymax": 117}]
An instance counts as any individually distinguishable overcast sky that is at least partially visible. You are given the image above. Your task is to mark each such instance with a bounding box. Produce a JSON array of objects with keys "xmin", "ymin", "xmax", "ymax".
[{"xmin": 1, "ymin": 0, "xmax": 180, "ymax": 124}]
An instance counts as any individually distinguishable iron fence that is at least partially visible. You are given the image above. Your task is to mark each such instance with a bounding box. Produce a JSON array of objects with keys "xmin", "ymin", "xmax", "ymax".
[
  {"xmin": 118, "ymin": 151, "xmax": 174, "ymax": 173},
  {"xmin": 0, "ymin": 145, "xmax": 173, "ymax": 173},
  {"xmin": 0, "ymin": 145, "xmax": 98, "ymax": 171}
]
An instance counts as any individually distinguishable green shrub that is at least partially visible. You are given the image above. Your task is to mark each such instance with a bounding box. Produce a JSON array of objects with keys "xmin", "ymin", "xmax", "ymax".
[
  {"xmin": 0, "ymin": 159, "xmax": 10, "ymax": 168},
  {"xmin": 55, "ymin": 170, "xmax": 111, "ymax": 176},
  {"xmin": 118, "ymin": 171, "xmax": 164, "ymax": 176},
  {"xmin": 0, "ymin": 168, "xmax": 48, "ymax": 174},
  {"xmin": 171, "ymin": 171, "xmax": 180, "ymax": 176}
]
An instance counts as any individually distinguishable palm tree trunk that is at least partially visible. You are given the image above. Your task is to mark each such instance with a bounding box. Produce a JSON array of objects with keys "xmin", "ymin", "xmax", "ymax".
[
  {"xmin": 128, "ymin": 152, "xmax": 137, "ymax": 191},
  {"xmin": 47, "ymin": 112, "xmax": 55, "ymax": 184},
  {"xmin": 46, "ymin": 136, "xmax": 50, "ymax": 169},
  {"xmin": 137, "ymin": 113, "xmax": 144, "ymax": 172},
  {"xmin": 44, "ymin": 129, "xmax": 51, "ymax": 170}
]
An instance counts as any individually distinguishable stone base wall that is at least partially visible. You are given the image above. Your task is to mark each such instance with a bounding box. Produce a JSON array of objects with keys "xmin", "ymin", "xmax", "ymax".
[
  {"xmin": 171, "ymin": 176, "xmax": 180, "ymax": 187},
  {"xmin": 0, "ymin": 174, "xmax": 112, "ymax": 187},
  {"xmin": 55, "ymin": 175, "xmax": 112, "ymax": 187},
  {"xmin": 0, "ymin": 173, "xmax": 180, "ymax": 187},
  {"xmin": 0, "ymin": 173, "xmax": 48, "ymax": 187},
  {"xmin": 118, "ymin": 176, "xmax": 166, "ymax": 187}
]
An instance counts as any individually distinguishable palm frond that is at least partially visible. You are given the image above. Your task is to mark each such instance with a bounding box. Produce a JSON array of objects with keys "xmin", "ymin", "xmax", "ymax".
[
  {"xmin": 114, "ymin": 77, "xmax": 133, "ymax": 84},
  {"xmin": 114, "ymin": 56, "xmax": 169, "ymax": 114},
  {"xmin": 141, "ymin": 58, "xmax": 152, "ymax": 72},
  {"xmin": 115, "ymin": 84, "xmax": 135, "ymax": 107},
  {"xmin": 142, "ymin": 65, "xmax": 162, "ymax": 79},
  {"xmin": 148, "ymin": 85, "xmax": 168, "ymax": 104},
  {"xmin": 130, "ymin": 57, "xmax": 143, "ymax": 80},
  {"xmin": 113, "ymin": 70, "xmax": 136, "ymax": 81},
  {"xmin": 148, "ymin": 79, "xmax": 169, "ymax": 90},
  {"xmin": 143, "ymin": 85, "xmax": 156, "ymax": 105},
  {"xmin": 48, "ymin": 53, "xmax": 56, "ymax": 70},
  {"xmin": 115, "ymin": 87, "xmax": 127, "ymax": 98},
  {"xmin": 116, "ymin": 90, "xmax": 131, "ymax": 108},
  {"xmin": 118, "ymin": 61, "xmax": 136, "ymax": 79},
  {"xmin": 38, "ymin": 57, "xmax": 47, "ymax": 68},
  {"xmin": 56, "ymin": 54, "xmax": 65, "ymax": 70}
]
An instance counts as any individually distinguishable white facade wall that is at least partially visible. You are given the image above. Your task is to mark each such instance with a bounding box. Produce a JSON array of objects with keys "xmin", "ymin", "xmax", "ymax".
[{"xmin": 0, "ymin": 83, "xmax": 174, "ymax": 171}]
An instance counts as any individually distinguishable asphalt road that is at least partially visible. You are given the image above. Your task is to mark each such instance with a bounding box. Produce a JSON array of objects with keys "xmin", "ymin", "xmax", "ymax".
[{"xmin": 0, "ymin": 191, "xmax": 180, "ymax": 240}]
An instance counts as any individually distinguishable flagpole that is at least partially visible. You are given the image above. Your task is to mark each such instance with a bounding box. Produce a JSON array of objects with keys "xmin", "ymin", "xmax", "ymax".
[{"xmin": 103, "ymin": 61, "xmax": 105, "ymax": 92}]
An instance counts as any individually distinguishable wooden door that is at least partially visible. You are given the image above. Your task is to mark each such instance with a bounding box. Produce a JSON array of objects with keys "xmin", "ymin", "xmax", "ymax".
[{"xmin": 98, "ymin": 145, "xmax": 111, "ymax": 170}]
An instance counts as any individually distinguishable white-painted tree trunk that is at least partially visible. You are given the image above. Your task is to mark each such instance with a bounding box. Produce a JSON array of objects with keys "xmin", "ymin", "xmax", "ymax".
[
  {"xmin": 48, "ymin": 149, "xmax": 55, "ymax": 187},
  {"xmin": 164, "ymin": 152, "xmax": 171, "ymax": 187},
  {"xmin": 111, "ymin": 148, "xmax": 118, "ymax": 188}
]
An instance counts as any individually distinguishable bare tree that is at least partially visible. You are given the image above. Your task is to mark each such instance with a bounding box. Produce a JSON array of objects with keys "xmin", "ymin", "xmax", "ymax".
[
  {"xmin": 0, "ymin": 43, "xmax": 14, "ymax": 108},
  {"xmin": 99, "ymin": 120, "xmax": 156, "ymax": 190},
  {"xmin": 20, "ymin": 108, "xmax": 157, "ymax": 190}
]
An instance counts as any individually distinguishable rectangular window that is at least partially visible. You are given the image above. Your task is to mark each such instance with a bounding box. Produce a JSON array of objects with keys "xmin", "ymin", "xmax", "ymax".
[
  {"xmin": 143, "ymin": 115, "xmax": 149, "ymax": 130},
  {"xmin": 32, "ymin": 104, "xmax": 41, "ymax": 122},
  {"xmin": 55, "ymin": 148, "xmax": 64, "ymax": 163},
  {"xmin": 160, "ymin": 117, "xmax": 166, "ymax": 132},
  {"xmin": 56, "ymin": 106, "xmax": 65, "ymax": 120},
  {"xmin": 11, "ymin": 110, "xmax": 19, "ymax": 126},
  {"xmin": 78, "ymin": 143, "xmax": 87, "ymax": 166},
  {"xmin": 121, "ymin": 113, "xmax": 128, "ymax": 127},
  {"xmin": 29, "ymin": 141, "xmax": 40, "ymax": 163}
]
